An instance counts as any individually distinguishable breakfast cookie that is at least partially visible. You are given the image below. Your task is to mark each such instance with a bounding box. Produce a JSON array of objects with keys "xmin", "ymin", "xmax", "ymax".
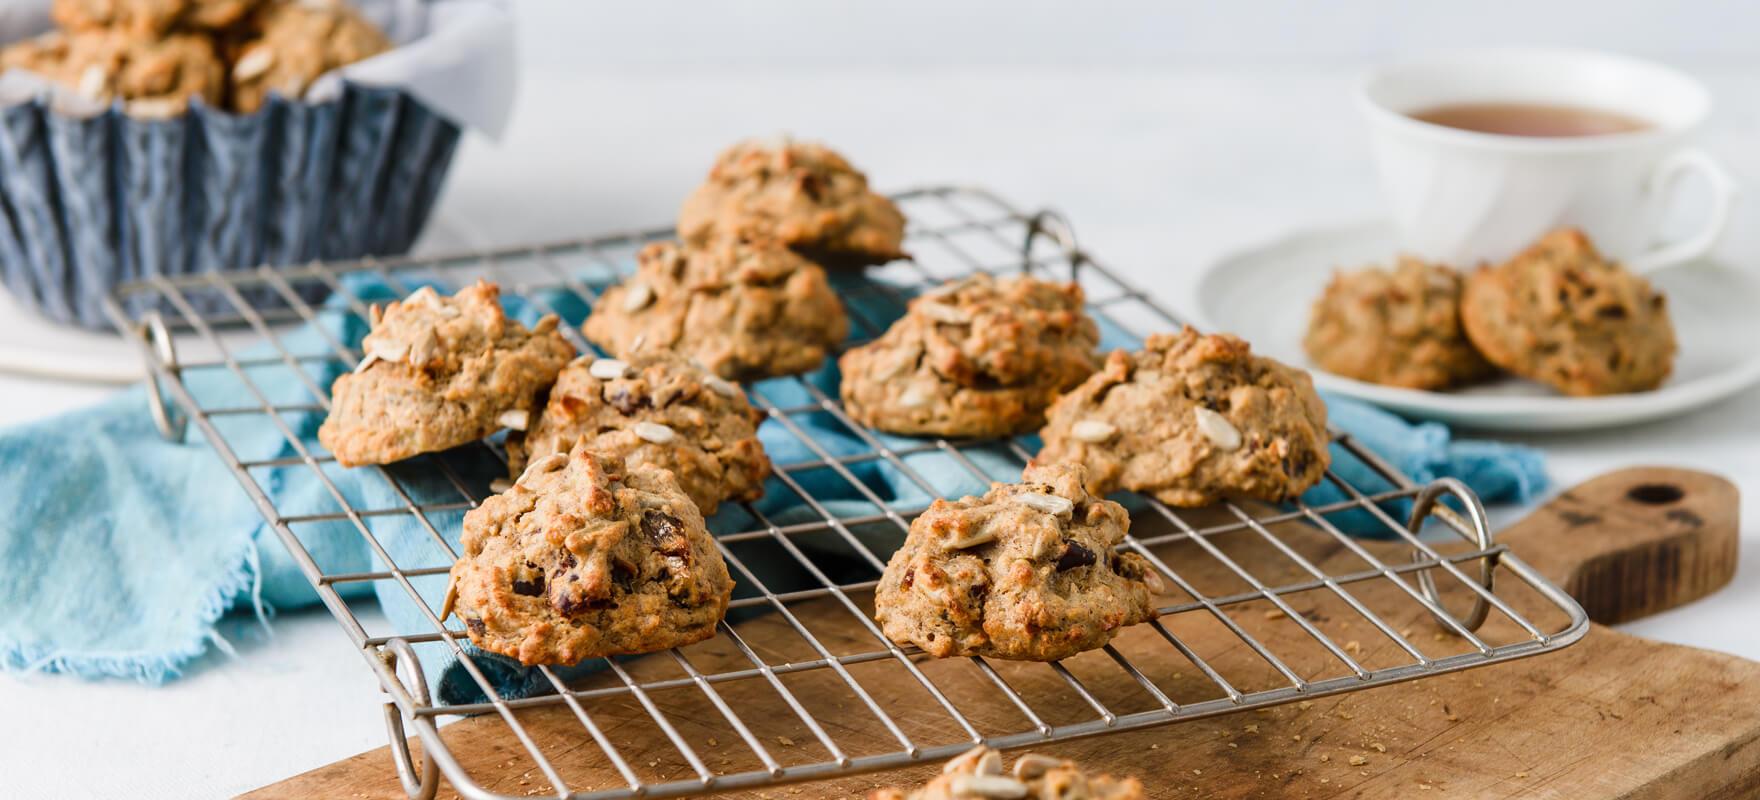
[
  {"xmin": 505, "ymin": 351, "xmax": 771, "ymax": 516},
  {"xmin": 1460, "ymin": 228, "xmax": 1675, "ymax": 396},
  {"xmin": 839, "ymin": 274, "xmax": 1101, "ymax": 438},
  {"xmin": 582, "ymin": 239, "xmax": 848, "ymax": 381},
  {"xmin": 445, "ymin": 442, "xmax": 733, "ymax": 666},
  {"xmin": 678, "ymin": 138, "xmax": 907, "ymax": 269},
  {"xmin": 1, "ymin": 29, "xmax": 225, "ymax": 116},
  {"xmin": 870, "ymin": 746, "xmax": 1146, "ymax": 800},
  {"xmin": 873, "ymin": 462, "xmax": 1162, "ymax": 662},
  {"xmin": 227, "ymin": 0, "xmax": 391, "ymax": 113},
  {"xmin": 1037, "ymin": 327, "xmax": 1330, "ymax": 507},
  {"xmin": 51, "ymin": 0, "xmax": 261, "ymax": 35},
  {"xmin": 318, "ymin": 281, "xmax": 575, "ymax": 468},
  {"xmin": 1303, "ymin": 256, "xmax": 1495, "ymax": 390}
]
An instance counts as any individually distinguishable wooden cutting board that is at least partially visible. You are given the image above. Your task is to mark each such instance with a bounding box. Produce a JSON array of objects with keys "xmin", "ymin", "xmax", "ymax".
[{"xmin": 247, "ymin": 467, "xmax": 1756, "ymax": 799}]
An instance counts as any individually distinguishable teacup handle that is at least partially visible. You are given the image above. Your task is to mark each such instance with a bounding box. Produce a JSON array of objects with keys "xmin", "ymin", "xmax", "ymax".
[{"xmin": 1632, "ymin": 148, "xmax": 1738, "ymax": 273}]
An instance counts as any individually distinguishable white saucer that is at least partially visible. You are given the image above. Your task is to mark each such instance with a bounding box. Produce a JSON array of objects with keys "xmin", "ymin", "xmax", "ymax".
[{"xmin": 1194, "ymin": 220, "xmax": 1760, "ymax": 432}]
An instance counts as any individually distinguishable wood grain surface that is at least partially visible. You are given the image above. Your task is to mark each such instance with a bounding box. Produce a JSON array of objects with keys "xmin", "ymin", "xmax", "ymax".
[{"xmin": 246, "ymin": 467, "xmax": 1754, "ymax": 800}]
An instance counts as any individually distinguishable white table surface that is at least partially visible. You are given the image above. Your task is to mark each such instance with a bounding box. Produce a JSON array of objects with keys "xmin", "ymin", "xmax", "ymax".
[{"xmin": 5, "ymin": 20, "xmax": 1760, "ymax": 799}]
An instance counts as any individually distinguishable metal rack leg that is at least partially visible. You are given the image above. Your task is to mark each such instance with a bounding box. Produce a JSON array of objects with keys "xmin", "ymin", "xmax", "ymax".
[{"xmin": 382, "ymin": 639, "xmax": 440, "ymax": 800}]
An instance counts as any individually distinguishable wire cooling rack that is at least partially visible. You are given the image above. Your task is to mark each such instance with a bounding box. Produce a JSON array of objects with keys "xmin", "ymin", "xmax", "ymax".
[{"xmin": 104, "ymin": 186, "xmax": 1587, "ymax": 800}]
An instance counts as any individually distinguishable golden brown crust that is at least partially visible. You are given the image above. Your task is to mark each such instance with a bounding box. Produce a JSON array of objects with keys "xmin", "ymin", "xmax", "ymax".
[
  {"xmin": 52, "ymin": 0, "xmax": 263, "ymax": 36},
  {"xmin": 839, "ymin": 274, "xmax": 1101, "ymax": 438},
  {"xmin": 1037, "ymin": 327, "xmax": 1330, "ymax": 507},
  {"xmin": 505, "ymin": 351, "xmax": 771, "ymax": 516},
  {"xmin": 1, "ymin": 29, "xmax": 225, "ymax": 115},
  {"xmin": 317, "ymin": 282, "xmax": 575, "ymax": 467},
  {"xmin": 448, "ymin": 444, "xmax": 733, "ymax": 666},
  {"xmin": 1303, "ymin": 257, "xmax": 1495, "ymax": 390},
  {"xmin": 1460, "ymin": 228, "xmax": 1676, "ymax": 396},
  {"xmin": 874, "ymin": 463, "xmax": 1160, "ymax": 662},
  {"xmin": 869, "ymin": 746, "xmax": 1146, "ymax": 799},
  {"xmin": 678, "ymin": 138, "xmax": 907, "ymax": 268},
  {"xmin": 225, "ymin": 0, "xmax": 390, "ymax": 113},
  {"xmin": 583, "ymin": 239, "xmax": 849, "ymax": 381}
]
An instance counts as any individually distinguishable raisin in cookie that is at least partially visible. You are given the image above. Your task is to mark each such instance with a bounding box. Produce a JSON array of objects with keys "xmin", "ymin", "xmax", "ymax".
[
  {"xmin": 1038, "ymin": 327, "xmax": 1330, "ymax": 507},
  {"xmin": 678, "ymin": 138, "xmax": 907, "ymax": 269},
  {"xmin": 583, "ymin": 239, "xmax": 848, "ymax": 381},
  {"xmin": 227, "ymin": 0, "xmax": 390, "ymax": 113},
  {"xmin": 1, "ymin": 30, "xmax": 225, "ymax": 117},
  {"xmin": 318, "ymin": 281, "xmax": 575, "ymax": 467},
  {"xmin": 839, "ymin": 274, "xmax": 1101, "ymax": 438},
  {"xmin": 874, "ymin": 463, "xmax": 1161, "ymax": 662},
  {"xmin": 1461, "ymin": 228, "xmax": 1675, "ymax": 396},
  {"xmin": 445, "ymin": 443, "xmax": 733, "ymax": 666},
  {"xmin": 1304, "ymin": 257, "xmax": 1495, "ymax": 390},
  {"xmin": 870, "ymin": 747, "xmax": 1146, "ymax": 800},
  {"xmin": 505, "ymin": 351, "xmax": 771, "ymax": 516},
  {"xmin": 51, "ymin": 0, "xmax": 261, "ymax": 35}
]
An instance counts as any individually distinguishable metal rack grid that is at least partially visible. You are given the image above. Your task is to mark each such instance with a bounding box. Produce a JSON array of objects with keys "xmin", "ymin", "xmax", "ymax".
[{"xmin": 104, "ymin": 186, "xmax": 1588, "ymax": 800}]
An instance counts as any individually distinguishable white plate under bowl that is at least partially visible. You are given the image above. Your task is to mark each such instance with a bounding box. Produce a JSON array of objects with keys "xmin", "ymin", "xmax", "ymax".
[{"xmin": 1195, "ymin": 220, "xmax": 1760, "ymax": 432}]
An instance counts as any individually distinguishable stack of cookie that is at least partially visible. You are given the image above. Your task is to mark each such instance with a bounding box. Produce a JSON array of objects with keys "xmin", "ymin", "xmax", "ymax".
[
  {"xmin": 1305, "ymin": 228, "xmax": 1676, "ymax": 396},
  {"xmin": 0, "ymin": 0, "xmax": 388, "ymax": 117}
]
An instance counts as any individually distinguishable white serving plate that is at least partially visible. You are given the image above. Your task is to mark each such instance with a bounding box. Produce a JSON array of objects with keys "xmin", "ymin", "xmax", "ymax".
[{"xmin": 1195, "ymin": 220, "xmax": 1760, "ymax": 431}]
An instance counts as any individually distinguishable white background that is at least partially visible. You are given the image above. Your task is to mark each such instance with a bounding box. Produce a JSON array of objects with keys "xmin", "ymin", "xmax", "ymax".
[{"xmin": 3, "ymin": 2, "xmax": 1759, "ymax": 797}]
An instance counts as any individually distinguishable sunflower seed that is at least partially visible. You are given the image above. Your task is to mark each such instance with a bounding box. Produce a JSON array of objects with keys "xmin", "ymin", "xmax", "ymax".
[
  {"xmin": 623, "ymin": 281, "xmax": 654, "ymax": 312},
  {"xmin": 518, "ymin": 453, "xmax": 569, "ymax": 483},
  {"xmin": 367, "ymin": 339, "xmax": 409, "ymax": 362},
  {"xmin": 634, "ymin": 421, "xmax": 676, "ymax": 444},
  {"xmin": 704, "ymin": 375, "xmax": 742, "ymax": 398},
  {"xmin": 496, "ymin": 409, "xmax": 529, "ymax": 431},
  {"xmin": 1014, "ymin": 492, "xmax": 1074, "ymax": 516},
  {"xmin": 368, "ymin": 303, "xmax": 383, "ymax": 326},
  {"xmin": 1071, "ymin": 419, "xmax": 1117, "ymax": 443},
  {"xmin": 352, "ymin": 353, "xmax": 379, "ymax": 374},
  {"xmin": 488, "ymin": 478, "xmax": 513, "ymax": 493},
  {"xmin": 408, "ymin": 286, "xmax": 442, "ymax": 308},
  {"xmin": 233, "ymin": 47, "xmax": 275, "ymax": 81},
  {"xmin": 77, "ymin": 65, "xmax": 108, "ymax": 99},
  {"xmin": 943, "ymin": 747, "xmax": 991, "ymax": 774},
  {"xmin": 439, "ymin": 577, "xmax": 458, "ymax": 621},
  {"xmin": 949, "ymin": 774, "xmax": 1028, "ymax": 798},
  {"xmin": 1193, "ymin": 407, "xmax": 1242, "ymax": 450},
  {"xmin": 589, "ymin": 358, "xmax": 631, "ymax": 380},
  {"xmin": 898, "ymin": 385, "xmax": 933, "ymax": 409},
  {"xmin": 945, "ymin": 528, "xmax": 996, "ymax": 550},
  {"xmin": 1140, "ymin": 568, "xmax": 1167, "ymax": 594},
  {"xmin": 530, "ymin": 314, "xmax": 556, "ymax": 332},
  {"xmin": 407, "ymin": 328, "xmax": 441, "ymax": 366},
  {"xmin": 1012, "ymin": 753, "xmax": 1063, "ymax": 780},
  {"xmin": 975, "ymin": 750, "xmax": 1003, "ymax": 776},
  {"xmin": 918, "ymin": 301, "xmax": 969, "ymax": 324}
]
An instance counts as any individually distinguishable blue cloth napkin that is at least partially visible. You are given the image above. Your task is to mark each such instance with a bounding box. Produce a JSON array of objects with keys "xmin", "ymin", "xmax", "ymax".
[{"xmin": 0, "ymin": 275, "xmax": 1546, "ymax": 701}]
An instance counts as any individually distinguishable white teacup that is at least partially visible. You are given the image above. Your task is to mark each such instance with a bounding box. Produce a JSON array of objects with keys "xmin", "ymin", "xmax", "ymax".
[{"xmin": 1360, "ymin": 48, "xmax": 1736, "ymax": 271}]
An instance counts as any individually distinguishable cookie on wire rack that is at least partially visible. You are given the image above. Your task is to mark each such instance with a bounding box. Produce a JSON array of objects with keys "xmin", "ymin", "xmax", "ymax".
[
  {"xmin": 869, "ymin": 746, "xmax": 1146, "ymax": 799},
  {"xmin": 317, "ymin": 281, "xmax": 575, "ymax": 468},
  {"xmin": 1036, "ymin": 326, "xmax": 1330, "ymax": 507},
  {"xmin": 839, "ymin": 273, "xmax": 1102, "ymax": 438},
  {"xmin": 678, "ymin": 137, "xmax": 908, "ymax": 269},
  {"xmin": 873, "ymin": 462, "xmax": 1163, "ymax": 662},
  {"xmin": 583, "ymin": 238, "xmax": 848, "ymax": 381},
  {"xmin": 444, "ymin": 442, "xmax": 733, "ymax": 666},
  {"xmin": 505, "ymin": 350, "xmax": 771, "ymax": 516}
]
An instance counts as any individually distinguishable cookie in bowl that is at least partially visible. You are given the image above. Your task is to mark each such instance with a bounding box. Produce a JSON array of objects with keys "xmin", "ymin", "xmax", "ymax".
[
  {"xmin": 52, "ymin": 0, "xmax": 262, "ymax": 36},
  {"xmin": 318, "ymin": 281, "xmax": 575, "ymax": 467},
  {"xmin": 873, "ymin": 462, "xmax": 1162, "ymax": 662},
  {"xmin": 0, "ymin": 29, "xmax": 225, "ymax": 116},
  {"xmin": 1304, "ymin": 256, "xmax": 1494, "ymax": 390},
  {"xmin": 1037, "ymin": 327, "xmax": 1330, "ymax": 507},
  {"xmin": 871, "ymin": 746, "xmax": 1145, "ymax": 800},
  {"xmin": 839, "ymin": 274, "xmax": 1101, "ymax": 438},
  {"xmin": 678, "ymin": 138, "xmax": 908, "ymax": 269},
  {"xmin": 1460, "ymin": 228, "xmax": 1676, "ymax": 396},
  {"xmin": 444, "ymin": 443, "xmax": 733, "ymax": 666},
  {"xmin": 226, "ymin": 0, "xmax": 391, "ymax": 113},
  {"xmin": 505, "ymin": 351, "xmax": 771, "ymax": 517},
  {"xmin": 583, "ymin": 238, "xmax": 849, "ymax": 381}
]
